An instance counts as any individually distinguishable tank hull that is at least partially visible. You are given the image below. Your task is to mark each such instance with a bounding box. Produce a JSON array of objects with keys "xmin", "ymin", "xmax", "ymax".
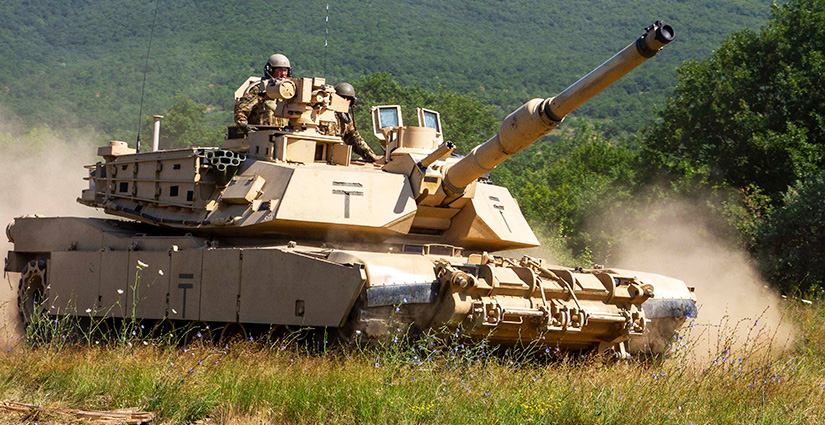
[{"xmin": 6, "ymin": 216, "xmax": 695, "ymax": 355}]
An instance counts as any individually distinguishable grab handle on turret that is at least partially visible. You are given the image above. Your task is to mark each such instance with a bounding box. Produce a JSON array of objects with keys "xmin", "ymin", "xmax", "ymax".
[{"xmin": 441, "ymin": 21, "xmax": 673, "ymax": 197}]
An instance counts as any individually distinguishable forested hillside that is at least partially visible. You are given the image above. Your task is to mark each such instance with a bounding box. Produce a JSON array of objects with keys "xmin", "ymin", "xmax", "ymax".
[{"xmin": 0, "ymin": 0, "xmax": 770, "ymax": 141}]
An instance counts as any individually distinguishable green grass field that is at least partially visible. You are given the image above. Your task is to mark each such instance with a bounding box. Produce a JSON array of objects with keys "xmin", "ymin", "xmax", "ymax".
[{"xmin": 0, "ymin": 299, "xmax": 823, "ymax": 424}]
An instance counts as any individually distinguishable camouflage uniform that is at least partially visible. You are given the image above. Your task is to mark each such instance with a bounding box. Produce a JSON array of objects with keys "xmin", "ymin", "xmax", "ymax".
[
  {"xmin": 334, "ymin": 111, "xmax": 378, "ymax": 162},
  {"xmin": 234, "ymin": 80, "xmax": 288, "ymax": 128}
]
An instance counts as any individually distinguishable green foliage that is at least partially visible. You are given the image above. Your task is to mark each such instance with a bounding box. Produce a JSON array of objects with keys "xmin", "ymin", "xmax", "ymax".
[
  {"xmin": 352, "ymin": 73, "xmax": 498, "ymax": 155},
  {"xmin": 756, "ymin": 173, "xmax": 825, "ymax": 294},
  {"xmin": 494, "ymin": 122, "xmax": 639, "ymax": 263},
  {"xmin": 641, "ymin": 0, "xmax": 825, "ymax": 202},
  {"xmin": 634, "ymin": 0, "xmax": 825, "ymax": 293},
  {"xmin": 141, "ymin": 95, "xmax": 224, "ymax": 149},
  {"xmin": 0, "ymin": 0, "xmax": 771, "ymax": 140}
]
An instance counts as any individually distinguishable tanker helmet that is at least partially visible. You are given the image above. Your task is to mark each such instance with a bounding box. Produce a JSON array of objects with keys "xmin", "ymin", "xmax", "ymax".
[
  {"xmin": 335, "ymin": 82, "xmax": 358, "ymax": 106},
  {"xmin": 264, "ymin": 53, "xmax": 292, "ymax": 79}
]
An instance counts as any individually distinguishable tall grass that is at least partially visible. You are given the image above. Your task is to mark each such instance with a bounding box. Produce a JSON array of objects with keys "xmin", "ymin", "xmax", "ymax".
[{"xmin": 1, "ymin": 299, "xmax": 823, "ymax": 424}]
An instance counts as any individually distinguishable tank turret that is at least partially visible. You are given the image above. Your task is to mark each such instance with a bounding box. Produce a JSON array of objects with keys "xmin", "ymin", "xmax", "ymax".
[{"xmin": 7, "ymin": 22, "xmax": 696, "ymax": 356}]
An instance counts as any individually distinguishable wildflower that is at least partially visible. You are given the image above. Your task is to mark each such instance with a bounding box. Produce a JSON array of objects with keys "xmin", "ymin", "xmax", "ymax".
[
  {"xmin": 132, "ymin": 330, "xmax": 136, "ymax": 336},
  {"xmin": 137, "ymin": 260, "xmax": 148, "ymax": 269},
  {"xmin": 171, "ymin": 362, "xmax": 174, "ymax": 366},
  {"xmin": 128, "ymin": 342, "xmax": 132, "ymax": 347},
  {"xmin": 618, "ymin": 395, "xmax": 624, "ymax": 400},
  {"xmin": 188, "ymin": 368, "xmax": 193, "ymax": 373},
  {"xmin": 484, "ymin": 392, "xmax": 489, "ymax": 397},
  {"xmin": 183, "ymin": 348, "xmax": 188, "ymax": 353},
  {"xmin": 197, "ymin": 332, "xmax": 202, "ymax": 338},
  {"xmin": 143, "ymin": 341, "xmax": 148, "ymax": 346},
  {"xmin": 172, "ymin": 309, "xmax": 177, "ymax": 314},
  {"xmin": 158, "ymin": 269, "xmax": 164, "ymax": 276},
  {"xmin": 117, "ymin": 289, "xmax": 124, "ymax": 295},
  {"xmin": 85, "ymin": 308, "xmax": 92, "ymax": 313}
]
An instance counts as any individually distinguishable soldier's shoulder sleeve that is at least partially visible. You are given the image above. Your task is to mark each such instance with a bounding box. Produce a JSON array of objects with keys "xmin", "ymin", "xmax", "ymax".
[{"xmin": 234, "ymin": 83, "xmax": 264, "ymax": 125}]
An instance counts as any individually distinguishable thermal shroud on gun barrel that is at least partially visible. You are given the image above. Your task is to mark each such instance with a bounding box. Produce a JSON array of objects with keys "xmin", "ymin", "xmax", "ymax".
[{"xmin": 442, "ymin": 22, "xmax": 674, "ymax": 195}]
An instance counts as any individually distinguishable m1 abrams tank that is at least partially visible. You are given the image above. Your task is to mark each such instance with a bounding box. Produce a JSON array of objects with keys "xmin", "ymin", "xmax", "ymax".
[{"xmin": 5, "ymin": 22, "xmax": 695, "ymax": 357}]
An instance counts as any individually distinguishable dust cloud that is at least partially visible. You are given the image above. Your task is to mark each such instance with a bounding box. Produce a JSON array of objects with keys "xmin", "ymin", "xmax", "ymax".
[
  {"xmin": 595, "ymin": 198, "xmax": 796, "ymax": 363},
  {"xmin": 0, "ymin": 109, "xmax": 105, "ymax": 349}
]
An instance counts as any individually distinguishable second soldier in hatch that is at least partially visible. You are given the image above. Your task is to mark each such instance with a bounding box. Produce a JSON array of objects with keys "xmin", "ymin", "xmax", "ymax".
[
  {"xmin": 331, "ymin": 83, "xmax": 379, "ymax": 163},
  {"xmin": 234, "ymin": 53, "xmax": 291, "ymax": 134}
]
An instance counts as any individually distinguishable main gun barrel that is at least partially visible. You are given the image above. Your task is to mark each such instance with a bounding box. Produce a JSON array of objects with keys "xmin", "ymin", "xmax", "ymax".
[{"xmin": 442, "ymin": 21, "xmax": 674, "ymax": 195}]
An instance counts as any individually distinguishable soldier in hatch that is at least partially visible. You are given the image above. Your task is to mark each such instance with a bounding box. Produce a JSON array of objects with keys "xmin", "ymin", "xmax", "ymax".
[
  {"xmin": 332, "ymin": 83, "xmax": 379, "ymax": 163},
  {"xmin": 234, "ymin": 53, "xmax": 291, "ymax": 134}
]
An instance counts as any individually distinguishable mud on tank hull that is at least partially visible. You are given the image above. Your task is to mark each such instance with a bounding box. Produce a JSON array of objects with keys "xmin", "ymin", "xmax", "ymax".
[{"xmin": 6, "ymin": 216, "xmax": 696, "ymax": 356}]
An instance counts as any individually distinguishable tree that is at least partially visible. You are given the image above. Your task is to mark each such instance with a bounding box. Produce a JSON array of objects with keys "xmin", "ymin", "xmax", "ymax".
[
  {"xmin": 756, "ymin": 173, "xmax": 825, "ymax": 294},
  {"xmin": 640, "ymin": 0, "xmax": 825, "ymax": 203}
]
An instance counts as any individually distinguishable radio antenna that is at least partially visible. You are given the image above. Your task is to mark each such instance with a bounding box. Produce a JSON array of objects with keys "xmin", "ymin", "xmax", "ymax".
[
  {"xmin": 324, "ymin": 3, "xmax": 329, "ymax": 75},
  {"xmin": 135, "ymin": 0, "xmax": 162, "ymax": 153}
]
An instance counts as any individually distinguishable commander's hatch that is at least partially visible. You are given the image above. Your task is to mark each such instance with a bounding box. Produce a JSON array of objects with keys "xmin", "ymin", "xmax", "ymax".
[{"xmin": 371, "ymin": 105, "xmax": 443, "ymax": 159}]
